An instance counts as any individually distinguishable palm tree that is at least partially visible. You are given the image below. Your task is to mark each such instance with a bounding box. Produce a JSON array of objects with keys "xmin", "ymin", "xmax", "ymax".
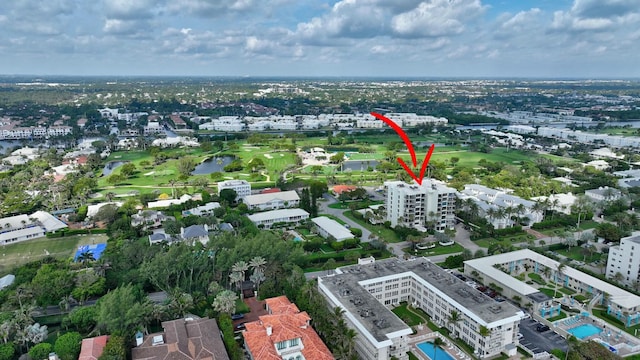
[
  {"xmin": 232, "ymin": 260, "xmax": 249, "ymax": 282},
  {"xmin": 554, "ymin": 262, "xmax": 566, "ymax": 298},
  {"xmin": 448, "ymin": 310, "xmax": 462, "ymax": 338},
  {"xmin": 77, "ymin": 251, "xmax": 95, "ymax": 268},
  {"xmin": 229, "ymin": 272, "xmax": 243, "ymax": 296},
  {"xmin": 212, "ymin": 290, "xmax": 238, "ymax": 315},
  {"xmin": 432, "ymin": 337, "xmax": 445, "ymax": 360},
  {"xmin": 249, "ymin": 256, "xmax": 266, "ymax": 274}
]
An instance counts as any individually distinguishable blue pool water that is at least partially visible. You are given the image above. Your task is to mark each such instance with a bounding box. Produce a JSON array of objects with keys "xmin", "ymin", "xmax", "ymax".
[
  {"xmin": 416, "ymin": 341, "xmax": 455, "ymax": 360},
  {"xmin": 568, "ymin": 324, "xmax": 602, "ymax": 339}
]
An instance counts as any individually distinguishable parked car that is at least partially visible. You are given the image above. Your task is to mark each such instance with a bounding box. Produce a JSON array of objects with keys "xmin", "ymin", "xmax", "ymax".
[
  {"xmin": 517, "ymin": 333, "xmax": 524, "ymax": 340},
  {"xmin": 235, "ymin": 322, "xmax": 247, "ymax": 330},
  {"xmin": 536, "ymin": 324, "xmax": 550, "ymax": 332},
  {"xmin": 231, "ymin": 313, "xmax": 245, "ymax": 320}
]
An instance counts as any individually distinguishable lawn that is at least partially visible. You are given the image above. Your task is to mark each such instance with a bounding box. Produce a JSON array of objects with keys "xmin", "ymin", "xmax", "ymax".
[
  {"xmin": 528, "ymin": 273, "xmax": 547, "ymax": 285},
  {"xmin": 0, "ymin": 234, "xmax": 108, "ymax": 275},
  {"xmin": 403, "ymin": 243, "xmax": 465, "ymax": 257},
  {"xmin": 341, "ymin": 210, "xmax": 402, "ymax": 243},
  {"xmin": 328, "ymin": 199, "xmax": 383, "ymax": 210},
  {"xmin": 391, "ymin": 304, "xmax": 425, "ymax": 326},
  {"xmin": 539, "ymin": 287, "xmax": 575, "ymax": 298},
  {"xmin": 547, "ymin": 311, "xmax": 568, "ymax": 322},
  {"xmin": 556, "ymin": 246, "xmax": 604, "ymax": 264},
  {"xmin": 475, "ymin": 234, "xmax": 533, "ymax": 249}
]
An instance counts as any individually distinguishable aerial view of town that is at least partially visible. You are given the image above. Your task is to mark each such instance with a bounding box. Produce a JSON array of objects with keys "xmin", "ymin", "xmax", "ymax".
[{"xmin": 0, "ymin": 1, "xmax": 639, "ymax": 360}]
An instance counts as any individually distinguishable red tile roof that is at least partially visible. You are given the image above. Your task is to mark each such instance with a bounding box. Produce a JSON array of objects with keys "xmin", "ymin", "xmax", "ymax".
[
  {"xmin": 332, "ymin": 185, "xmax": 357, "ymax": 195},
  {"xmin": 243, "ymin": 296, "xmax": 334, "ymax": 360},
  {"xmin": 78, "ymin": 335, "xmax": 109, "ymax": 360},
  {"xmin": 259, "ymin": 188, "xmax": 281, "ymax": 194}
]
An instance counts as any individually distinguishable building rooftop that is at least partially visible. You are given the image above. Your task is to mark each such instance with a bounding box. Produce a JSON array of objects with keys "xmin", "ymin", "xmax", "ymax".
[
  {"xmin": 247, "ymin": 208, "xmax": 309, "ymax": 222},
  {"xmin": 132, "ymin": 317, "xmax": 229, "ymax": 360},
  {"xmin": 311, "ymin": 216, "xmax": 353, "ymax": 241},
  {"xmin": 78, "ymin": 335, "xmax": 109, "ymax": 360},
  {"xmin": 321, "ymin": 257, "xmax": 521, "ymax": 345},
  {"xmin": 243, "ymin": 296, "xmax": 333, "ymax": 360},
  {"xmin": 243, "ymin": 190, "xmax": 300, "ymax": 206},
  {"xmin": 465, "ymin": 249, "xmax": 640, "ymax": 310}
]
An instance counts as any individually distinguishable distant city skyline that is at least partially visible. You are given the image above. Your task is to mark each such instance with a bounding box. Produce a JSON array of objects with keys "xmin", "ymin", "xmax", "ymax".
[{"xmin": 0, "ymin": 0, "xmax": 638, "ymax": 78}]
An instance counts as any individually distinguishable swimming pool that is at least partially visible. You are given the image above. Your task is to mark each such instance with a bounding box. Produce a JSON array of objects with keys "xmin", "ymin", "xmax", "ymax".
[
  {"xmin": 416, "ymin": 341, "xmax": 455, "ymax": 360},
  {"xmin": 568, "ymin": 324, "xmax": 603, "ymax": 339}
]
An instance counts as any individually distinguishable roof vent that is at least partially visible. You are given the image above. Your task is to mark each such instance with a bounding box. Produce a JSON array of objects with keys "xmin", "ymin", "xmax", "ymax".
[{"xmin": 152, "ymin": 335, "xmax": 164, "ymax": 346}]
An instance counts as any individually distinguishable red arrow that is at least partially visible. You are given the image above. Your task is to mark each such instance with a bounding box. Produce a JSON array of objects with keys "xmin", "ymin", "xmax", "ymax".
[{"xmin": 370, "ymin": 112, "xmax": 435, "ymax": 185}]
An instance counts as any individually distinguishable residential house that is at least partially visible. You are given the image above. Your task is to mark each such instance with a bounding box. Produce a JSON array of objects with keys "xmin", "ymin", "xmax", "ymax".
[
  {"xmin": 131, "ymin": 210, "xmax": 172, "ymax": 230},
  {"xmin": 242, "ymin": 296, "xmax": 333, "ymax": 360},
  {"xmin": 585, "ymin": 186, "xmax": 623, "ymax": 203},
  {"xmin": 132, "ymin": 317, "xmax": 229, "ymax": 360},
  {"xmin": 180, "ymin": 224, "xmax": 210, "ymax": 245},
  {"xmin": 79, "ymin": 335, "xmax": 109, "ymax": 360}
]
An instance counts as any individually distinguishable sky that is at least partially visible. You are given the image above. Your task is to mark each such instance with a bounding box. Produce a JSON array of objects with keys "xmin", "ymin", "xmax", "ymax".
[{"xmin": 0, "ymin": 0, "xmax": 638, "ymax": 78}]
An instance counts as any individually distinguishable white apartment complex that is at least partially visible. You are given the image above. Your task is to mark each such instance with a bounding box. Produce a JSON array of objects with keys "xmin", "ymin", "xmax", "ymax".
[
  {"xmin": 465, "ymin": 250, "xmax": 640, "ymax": 326},
  {"xmin": 607, "ymin": 232, "xmax": 640, "ymax": 288},
  {"xmin": 242, "ymin": 190, "xmax": 300, "ymax": 211},
  {"xmin": 196, "ymin": 113, "xmax": 447, "ymax": 132},
  {"xmin": 459, "ymin": 184, "xmax": 543, "ymax": 228},
  {"xmin": 385, "ymin": 180, "xmax": 456, "ymax": 232},
  {"xmin": 217, "ymin": 180, "xmax": 251, "ymax": 198},
  {"xmin": 246, "ymin": 209, "xmax": 309, "ymax": 229},
  {"xmin": 319, "ymin": 258, "xmax": 522, "ymax": 360}
]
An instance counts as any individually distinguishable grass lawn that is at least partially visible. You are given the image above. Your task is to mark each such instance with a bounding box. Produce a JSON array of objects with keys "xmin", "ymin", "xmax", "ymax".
[
  {"xmin": 236, "ymin": 299, "xmax": 250, "ymax": 313},
  {"xmin": 0, "ymin": 234, "xmax": 108, "ymax": 275},
  {"xmin": 475, "ymin": 234, "xmax": 533, "ymax": 249},
  {"xmin": 556, "ymin": 247, "xmax": 603, "ymax": 264},
  {"xmin": 341, "ymin": 210, "xmax": 402, "ymax": 243},
  {"xmin": 392, "ymin": 304, "xmax": 425, "ymax": 326},
  {"xmin": 528, "ymin": 273, "xmax": 547, "ymax": 285},
  {"xmin": 539, "ymin": 287, "xmax": 574, "ymax": 298},
  {"xmin": 328, "ymin": 199, "xmax": 383, "ymax": 209},
  {"xmin": 407, "ymin": 352, "xmax": 420, "ymax": 360},
  {"xmin": 547, "ymin": 311, "xmax": 568, "ymax": 322},
  {"xmin": 403, "ymin": 243, "xmax": 465, "ymax": 257}
]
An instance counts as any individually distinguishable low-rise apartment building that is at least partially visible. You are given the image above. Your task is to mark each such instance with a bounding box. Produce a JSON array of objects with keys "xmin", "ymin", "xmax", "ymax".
[
  {"xmin": 247, "ymin": 209, "xmax": 309, "ymax": 229},
  {"xmin": 243, "ymin": 190, "xmax": 300, "ymax": 211},
  {"xmin": 218, "ymin": 180, "xmax": 252, "ymax": 198},
  {"xmin": 319, "ymin": 258, "xmax": 522, "ymax": 360}
]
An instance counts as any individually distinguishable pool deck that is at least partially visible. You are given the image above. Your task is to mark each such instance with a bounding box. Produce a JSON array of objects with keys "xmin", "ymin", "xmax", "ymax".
[
  {"xmin": 408, "ymin": 326, "xmax": 473, "ymax": 360},
  {"xmin": 553, "ymin": 313, "xmax": 640, "ymax": 357}
]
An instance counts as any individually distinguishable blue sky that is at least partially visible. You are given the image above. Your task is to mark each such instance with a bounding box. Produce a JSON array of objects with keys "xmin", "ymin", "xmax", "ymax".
[{"xmin": 0, "ymin": 0, "xmax": 637, "ymax": 78}]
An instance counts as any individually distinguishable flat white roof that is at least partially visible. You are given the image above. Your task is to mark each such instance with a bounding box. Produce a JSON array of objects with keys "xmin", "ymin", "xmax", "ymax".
[
  {"xmin": 0, "ymin": 226, "xmax": 44, "ymax": 242},
  {"xmin": 247, "ymin": 208, "xmax": 309, "ymax": 222},
  {"xmin": 243, "ymin": 190, "xmax": 300, "ymax": 206},
  {"xmin": 465, "ymin": 249, "xmax": 640, "ymax": 310},
  {"xmin": 31, "ymin": 211, "xmax": 67, "ymax": 232},
  {"xmin": 311, "ymin": 216, "xmax": 353, "ymax": 241}
]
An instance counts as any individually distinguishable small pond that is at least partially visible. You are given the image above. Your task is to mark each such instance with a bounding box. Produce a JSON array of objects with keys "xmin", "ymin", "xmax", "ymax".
[
  {"xmin": 192, "ymin": 156, "xmax": 235, "ymax": 175},
  {"xmin": 341, "ymin": 160, "xmax": 379, "ymax": 171},
  {"xmin": 102, "ymin": 161, "xmax": 128, "ymax": 176}
]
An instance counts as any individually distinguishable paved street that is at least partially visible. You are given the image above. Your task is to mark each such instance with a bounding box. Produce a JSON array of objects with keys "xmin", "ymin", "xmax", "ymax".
[{"xmin": 319, "ymin": 193, "xmax": 372, "ymax": 242}]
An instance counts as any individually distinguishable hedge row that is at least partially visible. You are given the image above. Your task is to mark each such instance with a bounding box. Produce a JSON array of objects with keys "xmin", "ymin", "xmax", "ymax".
[{"xmin": 46, "ymin": 228, "xmax": 108, "ymax": 238}]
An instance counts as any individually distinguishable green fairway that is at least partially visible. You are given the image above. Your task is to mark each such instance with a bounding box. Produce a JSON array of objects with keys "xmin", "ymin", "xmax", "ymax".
[{"xmin": 0, "ymin": 234, "xmax": 108, "ymax": 275}]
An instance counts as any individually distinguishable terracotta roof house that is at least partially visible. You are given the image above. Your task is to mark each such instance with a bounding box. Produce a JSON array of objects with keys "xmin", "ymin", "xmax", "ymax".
[
  {"xmin": 132, "ymin": 317, "xmax": 229, "ymax": 360},
  {"xmin": 78, "ymin": 335, "xmax": 109, "ymax": 360},
  {"xmin": 242, "ymin": 296, "xmax": 334, "ymax": 360},
  {"xmin": 331, "ymin": 185, "xmax": 356, "ymax": 195}
]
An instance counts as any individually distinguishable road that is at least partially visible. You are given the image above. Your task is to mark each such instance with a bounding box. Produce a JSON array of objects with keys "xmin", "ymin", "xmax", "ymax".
[{"xmin": 319, "ymin": 193, "xmax": 372, "ymax": 242}]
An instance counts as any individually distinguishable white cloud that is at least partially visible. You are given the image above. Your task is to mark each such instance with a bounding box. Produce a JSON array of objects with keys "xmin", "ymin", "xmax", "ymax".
[{"xmin": 391, "ymin": 0, "xmax": 485, "ymax": 38}]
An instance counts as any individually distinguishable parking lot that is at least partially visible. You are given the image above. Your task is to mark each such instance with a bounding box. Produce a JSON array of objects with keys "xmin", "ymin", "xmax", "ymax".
[{"xmin": 519, "ymin": 319, "xmax": 568, "ymax": 355}]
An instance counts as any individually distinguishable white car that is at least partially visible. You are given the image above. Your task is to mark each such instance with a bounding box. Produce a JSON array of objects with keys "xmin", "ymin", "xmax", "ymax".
[{"xmin": 517, "ymin": 333, "xmax": 524, "ymax": 340}]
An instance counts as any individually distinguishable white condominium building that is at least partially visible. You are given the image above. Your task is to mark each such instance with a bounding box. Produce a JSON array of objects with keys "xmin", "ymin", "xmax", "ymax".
[
  {"xmin": 607, "ymin": 232, "xmax": 640, "ymax": 288},
  {"xmin": 217, "ymin": 180, "xmax": 251, "ymax": 198},
  {"xmin": 385, "ymin": 180, "xmax": 456, "ymax": 232},
  {"xmin": 318, "ymin": 258, "xmax": 522, "ymax": 360},
  {"xmin": 242, "ymin": 190, "xmax": 300, "ymax": 211}
]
